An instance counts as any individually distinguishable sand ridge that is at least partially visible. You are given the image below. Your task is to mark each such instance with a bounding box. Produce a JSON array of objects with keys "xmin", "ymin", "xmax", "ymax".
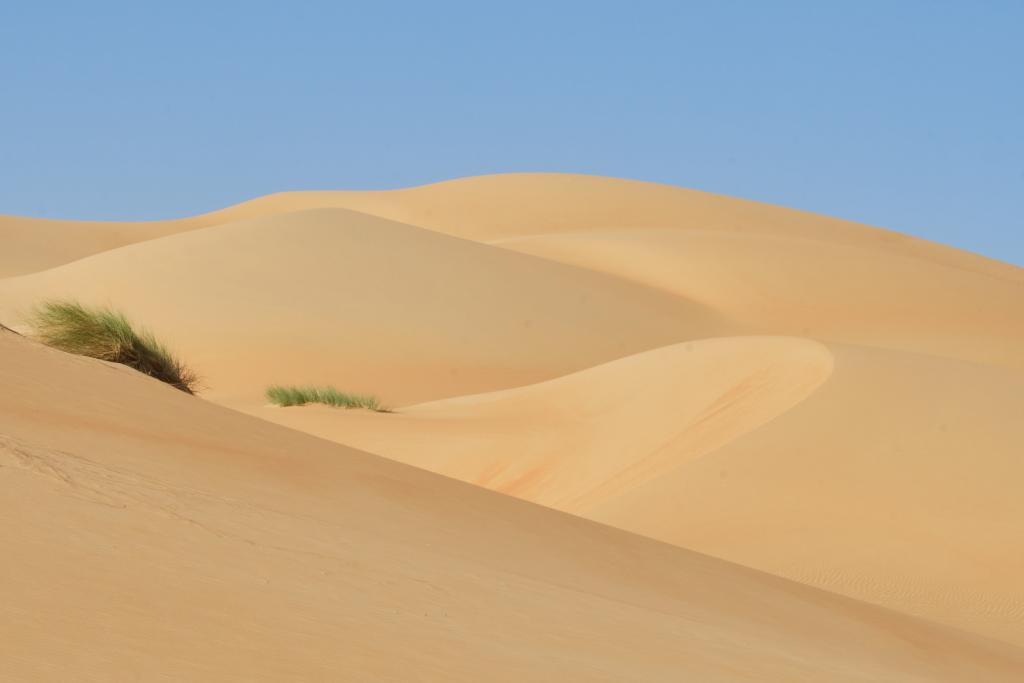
[
  {"xmin": 5, "ymin": 173, "xmax": 1022, "ymax": 279},
  {"xmin": 0, "ymin": 207, "xmax": 733, "ymax": 404},
  {"xmin": 246, "ymin": 337, "xmax": 834, "ymax": 511},
  {"xmin": 495, "ymin": 227, "xmax": 1024, "ymax": 369}
]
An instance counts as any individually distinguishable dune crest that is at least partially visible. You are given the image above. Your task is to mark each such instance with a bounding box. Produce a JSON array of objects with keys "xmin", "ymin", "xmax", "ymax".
[
  {"xmin": 496, "ymin": 227, "xmax": 1024, "ymax": 370},
  {"xmin": 249, "ymin": 337, "xmax": 833, "ymax": 512},
  {"xmin": 0, "ymin": 207, "xmax": 729, "ymax": 404},
  {"xmin": 6, "ymin": 173, "xmax": 1021, "ymax": 280}
]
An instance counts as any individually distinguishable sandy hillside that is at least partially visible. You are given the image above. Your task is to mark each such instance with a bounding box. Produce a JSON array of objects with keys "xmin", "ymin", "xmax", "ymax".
[
  {"xmin": 0, "ymin": 207, "xmax": 728, "ymax": 404},
  {"xmin": 9, "ymin": 330, "xmax": 1024, "ymax": 680},
  {"xmin": 5, "ymin": 174, "xmax": 1020, "ymax": 368},
  {"xmin": 264, "ymin": 339, "xmax": 1024, "ymax": 646},
  {"xmin": 2, "ymin": 173, "xmax": 1023, "ymax": 672}
]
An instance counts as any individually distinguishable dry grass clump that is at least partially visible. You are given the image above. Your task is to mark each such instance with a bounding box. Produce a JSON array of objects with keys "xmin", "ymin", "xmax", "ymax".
[
  {"xmin": 266, "ymin": 385, "xmax": 388, "ymax": 412},
  {"xmin": 29, "ymin": 300, "xmax": 199, "ymax": 394}
]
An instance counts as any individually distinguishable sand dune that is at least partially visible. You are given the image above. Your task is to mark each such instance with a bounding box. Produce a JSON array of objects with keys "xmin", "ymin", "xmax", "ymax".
[
  {"xmin": 497, "ymin": 227, "xmax": 1024, "ymax": 369},
  {"xmin": 0, "ymin": 192, "xmax": 356, "ymax": 277},
  {"xmin": 0, "ymin": 207, "xmax": 728, "ymax": 404},
  {"xmin": 3, "ymin": 173, "xmax": 1023, "ymax": 675},
  {"xmin": 8, "ymin": 172, "xmax": 1020, "ymax": 278},
  {"xmin": 591, "ymin": 342, "xmax": 1024, "ymax": 644},
  {"xmin": 240, "ymin": 336, "xmax": 1024, "ymax": 646},
  {"xmin": 191, "ymin": 174, "xmax": 1024, "ymax": 284},
  {"xmin": 245, "ymin": 337, "xmax": 834, "ymax": 509},
  {"xmin": 0, "ymin": 216, "xmax": 184, "ymax": 277},
  {"xmin": 9, "ymin": 330, "xmax": 1024, "ymax": 681},
  {"xmin": 0, "ymin": 213, "xmax": 228, "ymax": 278}
]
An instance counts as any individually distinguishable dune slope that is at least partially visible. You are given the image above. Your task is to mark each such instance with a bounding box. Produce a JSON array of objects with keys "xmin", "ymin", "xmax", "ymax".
[
  {"xmin": 497, "ymin": 227, "xmax": 1024, "ymax": 369},
  {"xmin": 246, "ymin": 337, "xmax": 834, "ymax": 511},
  {"xmin": 0, "ymin": 216, "xmax": 191, "ymax": 277},
  {"xmin": 0, "ymin": 208, "xmax": 727, "ymax": 404},
  {"xmin": 590, "ymin": 343, "xmax": 1024, "ymax": 645},
  {"xmin": 6, "ymin": 174, "xmax": 1019, "ymax": 368},
  {"xmin": 8, "ymin": 330, "xmax": 1024, "ymax": 681},
  {"xmin": 267, "ymin": 337, "xmax": 1024, "ymax": 646}
]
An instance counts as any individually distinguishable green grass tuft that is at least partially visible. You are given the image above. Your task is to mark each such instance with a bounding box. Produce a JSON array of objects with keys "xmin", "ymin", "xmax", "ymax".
[
  {"xmin": 266, "ymin": 385, "xmax": 389, "ymax": 412},
  {"xmin": 29, "ymin": 300, "xmax": 199, "ymax": 394}
]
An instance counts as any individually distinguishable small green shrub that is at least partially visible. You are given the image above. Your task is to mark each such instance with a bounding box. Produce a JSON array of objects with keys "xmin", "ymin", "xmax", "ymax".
[
  {"xmin": 29, "ymin": 300, "xmax": 199, "ymax": 394},
  {"xmin": 266, "ymin": 385, "xmax": 388, "ymax": 412}
]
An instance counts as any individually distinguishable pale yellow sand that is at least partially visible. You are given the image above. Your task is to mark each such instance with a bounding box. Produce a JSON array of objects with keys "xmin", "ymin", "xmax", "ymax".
[
  {"xmin": 8, "ymin": 330, "xmax": 1024, "ymax": 681},
  {"xmin": 0, "ymin": 208, "xmax": 728, "ymax": 404},
  {"xmin": 2, "ymin": 174, "xmax": 1023, "ymax": 673},
  {"xmin": 5, "ymin": 174, "xmax": 1019, "ymax": 368},
  {"xmin": 257, "ymin": 338, "xmax": 1024, "ymax": 646},
  {"xmin": 246, "ymin": 337, "xmax": 835, "ymax": 509}
]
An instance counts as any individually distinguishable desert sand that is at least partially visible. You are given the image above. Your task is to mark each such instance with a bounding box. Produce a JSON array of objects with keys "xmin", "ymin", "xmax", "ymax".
[{"xmin": 2, "ymin": 173, "xmax": 1023, "ymax": 679}]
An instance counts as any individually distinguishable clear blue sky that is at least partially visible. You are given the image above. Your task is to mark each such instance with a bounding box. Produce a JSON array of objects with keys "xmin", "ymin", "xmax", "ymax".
[{"xmin": 2, "ymin": 1, "xmax": 1022, "ymax": 265}]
